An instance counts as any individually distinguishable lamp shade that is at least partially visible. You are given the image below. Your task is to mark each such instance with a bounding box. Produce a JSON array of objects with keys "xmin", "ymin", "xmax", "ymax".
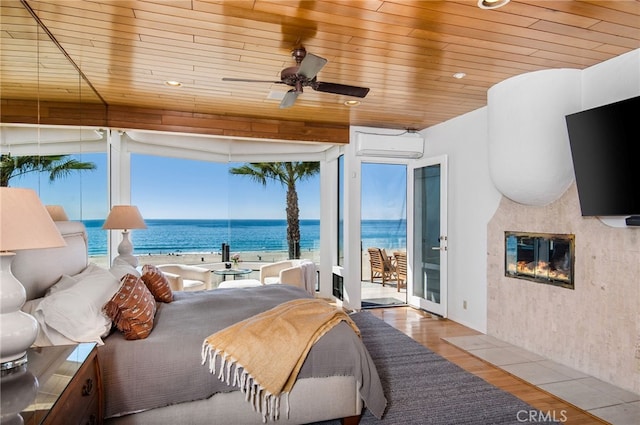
[
  {"xmin": 45, "ymin": 205, "xmax": 69, "ymax": 221},
  {"xmin": 0, "ymin": 188, "xmax": 66, "ymax": 252},
  {"xmin": 102, "ymin": 205, "xmax": 147, "ymax": 230}
]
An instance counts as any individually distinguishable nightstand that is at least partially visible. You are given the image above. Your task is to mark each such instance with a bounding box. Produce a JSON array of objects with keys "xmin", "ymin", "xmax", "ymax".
[{"xmin": 1, "ymin": 343, "xmax": 103, "ymax": 425}]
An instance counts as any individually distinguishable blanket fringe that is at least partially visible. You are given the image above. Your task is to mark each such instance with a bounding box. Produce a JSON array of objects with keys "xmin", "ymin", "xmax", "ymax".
[{"xmin": 202, "ymin": 341, "xmax": 287, "ymax": 422}]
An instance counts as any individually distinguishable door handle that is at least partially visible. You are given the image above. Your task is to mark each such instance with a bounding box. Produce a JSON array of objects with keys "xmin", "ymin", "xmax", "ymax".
[{"xmin": 432, "ymin": 235, "xmax": 448, "ymax": 251}]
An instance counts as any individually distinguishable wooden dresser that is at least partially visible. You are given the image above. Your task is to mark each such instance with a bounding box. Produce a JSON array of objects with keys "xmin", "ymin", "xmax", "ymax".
[{"xmin": 3, "ymin": 343, "xmax": 103, "ymax": 425}]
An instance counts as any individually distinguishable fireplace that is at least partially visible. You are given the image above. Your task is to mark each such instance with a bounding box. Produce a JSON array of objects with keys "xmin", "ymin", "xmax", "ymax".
[{"xmin": 505, "ymin": 232, "xmax": 574, "ymax": 289}]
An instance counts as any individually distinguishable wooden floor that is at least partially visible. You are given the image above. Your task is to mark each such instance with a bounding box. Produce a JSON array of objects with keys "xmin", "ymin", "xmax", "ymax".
[{"xmin": 367, "ymin": 306, "xmax": 607, "ymax": 425}]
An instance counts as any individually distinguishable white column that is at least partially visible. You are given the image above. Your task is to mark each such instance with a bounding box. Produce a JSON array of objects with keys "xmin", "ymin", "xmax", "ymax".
[
  {"xmin": 106, "ymin": 130, "xmax": 133, "ymax": 265},
  {"xmin": 341, "ymin": 130, "xmax": 363, "ymax": 310},
  {"xmin": 318, "ymin": 150, "xmax": 339, "ymax": 299}
]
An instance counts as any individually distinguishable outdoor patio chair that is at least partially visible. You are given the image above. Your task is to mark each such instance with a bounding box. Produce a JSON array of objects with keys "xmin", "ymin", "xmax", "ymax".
[
  {"xmin": 259, "ymin": 259, "xmax": 316, "ymax": 294},
  {"xmin": 367, "ymin": 247, "xmax": 396, "ymax": 286},
  {"xmin": 157, "ymin": 263, "xmax": 212, "ymax": 291},
  {"xmin": 393, "ymin": 251, "xmax": 407, "ymax": 292}
]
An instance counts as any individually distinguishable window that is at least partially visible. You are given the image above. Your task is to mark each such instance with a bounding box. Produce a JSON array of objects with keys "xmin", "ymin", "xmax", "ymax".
[{"xmin": 129, "ymin": 154, "xmax": 321, "ymax": 272}]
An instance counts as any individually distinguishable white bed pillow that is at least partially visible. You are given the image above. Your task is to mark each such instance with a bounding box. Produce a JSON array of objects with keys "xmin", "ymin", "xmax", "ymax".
[
  {"xmin": 45, "ymin": 274, "xmax": 78, "ymax": 296},
  {"xmin": 45, "ymin": 263, "xmax": 105, "ymax": 296},
  {"xmin": 110, "ymin": 257, "xmax": 141, "ymax": 281},
  {"xmin": 36, "ymin": 266, "xmax": 122, "ymax": 345},
  {"xmin": 22, "ymin": 298, "xmax": 76, "ymax": 346},
  {"xmin": 74, "ymin": 263, "xmax": 107, "ymax": 279}
]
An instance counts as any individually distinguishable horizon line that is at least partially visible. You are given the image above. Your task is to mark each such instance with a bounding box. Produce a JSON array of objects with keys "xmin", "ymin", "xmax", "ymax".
[{"xmin": 78, "ymin": 217, "xmax": 407, "ymax": 221}]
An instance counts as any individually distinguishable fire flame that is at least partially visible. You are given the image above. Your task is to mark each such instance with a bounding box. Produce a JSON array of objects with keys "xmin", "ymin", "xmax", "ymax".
[{"xmin": 514, "ymin": 260, "xmax": 569, "ymax": 281}]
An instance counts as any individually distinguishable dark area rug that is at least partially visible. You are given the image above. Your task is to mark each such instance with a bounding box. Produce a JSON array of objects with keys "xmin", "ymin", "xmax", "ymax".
[
  {"xmin": 313, "ymin": 311, "xmax": 556, "ymax": 425},
  {"xmin": 361, "ymin": 298, "xmax": 406, "ymax": 308}
]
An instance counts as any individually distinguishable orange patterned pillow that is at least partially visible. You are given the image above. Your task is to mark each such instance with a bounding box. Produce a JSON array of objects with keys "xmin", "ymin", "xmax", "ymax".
[
  {"xmin": 141, "ymin": 264, "xmax": 173, "ymax": 303},
  {"xmin": 103, "ymin": 274, "xmax": 157, "ymax": 340}
]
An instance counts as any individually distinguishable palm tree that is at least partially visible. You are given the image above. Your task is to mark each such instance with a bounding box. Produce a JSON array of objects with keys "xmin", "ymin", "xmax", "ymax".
[
  {"xmin": 229, "ymin": 162, "xmax": 320, "ymax": 259},
  {"xmin": 0, "ymin": 154, "xmax": 96, "ymax": 187}
]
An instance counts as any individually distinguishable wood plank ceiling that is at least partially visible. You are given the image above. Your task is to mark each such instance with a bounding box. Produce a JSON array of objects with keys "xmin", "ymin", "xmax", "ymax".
[{"xmin": 2, "ymin": 0, "xmax": 639, "ymax": 143}]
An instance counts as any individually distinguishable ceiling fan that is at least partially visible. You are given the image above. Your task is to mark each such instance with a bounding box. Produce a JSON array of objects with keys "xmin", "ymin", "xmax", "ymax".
[{"xmin": 222, "ymin": 48, "xmax": 370, "ymax": 108}]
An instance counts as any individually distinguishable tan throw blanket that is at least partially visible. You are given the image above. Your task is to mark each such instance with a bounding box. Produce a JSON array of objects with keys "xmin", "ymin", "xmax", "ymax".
[{"xmin": 201, "ymin": 298, "xmax": 360, "ymax": 422}]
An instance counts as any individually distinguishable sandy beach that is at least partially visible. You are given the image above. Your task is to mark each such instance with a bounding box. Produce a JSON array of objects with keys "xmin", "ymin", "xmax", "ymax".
[
  {"xmin": 88, "ymin": 248, "xmax": 384, "ymax": 287},
  {"xmin": 91, "ymin": 249, "xmax": 319, "ymax": 268}
]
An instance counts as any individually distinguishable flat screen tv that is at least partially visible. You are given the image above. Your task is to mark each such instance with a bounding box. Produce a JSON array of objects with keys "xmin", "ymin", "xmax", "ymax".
[{"xmin": 565, "ymin": 95, "xmax": 640, "ymax": 222}]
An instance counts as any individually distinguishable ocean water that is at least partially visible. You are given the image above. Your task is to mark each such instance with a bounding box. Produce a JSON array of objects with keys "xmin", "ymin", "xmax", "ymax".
[{"xmin": 84, "ymin": 219, "xmax": 406, "ymax": 256}]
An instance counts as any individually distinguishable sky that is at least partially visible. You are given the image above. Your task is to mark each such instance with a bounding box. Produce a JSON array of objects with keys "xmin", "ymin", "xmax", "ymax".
[
  {"xmin": 130, "ymin": 154, "xmax": 322, "ymax": 219},
  {"xmin": 13, "ymin": 153, "xmax": 407, "ymax": 221},
  {"xmin": 361, "ymin": 162, "xmax": 407, "ymax": 220}
]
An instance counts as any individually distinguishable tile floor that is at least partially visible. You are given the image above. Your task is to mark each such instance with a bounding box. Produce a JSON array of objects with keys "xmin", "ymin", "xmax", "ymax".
[
  {"xmin": 361, "ymin": 279, "xmax": 407, "ymax": 305},
  {"xmin": 443, "ymin": 334, "xmax": 640, "ymax": 425}
]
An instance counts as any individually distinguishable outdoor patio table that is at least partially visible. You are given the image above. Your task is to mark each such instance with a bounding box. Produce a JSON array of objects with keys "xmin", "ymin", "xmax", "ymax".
[{"xmin": 213, "ymin": 268, "xmax": 252, "ymax": 281}]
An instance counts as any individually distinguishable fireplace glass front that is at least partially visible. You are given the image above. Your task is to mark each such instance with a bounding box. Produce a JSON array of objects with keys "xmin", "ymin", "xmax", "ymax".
[{"xmin": 505, "ymin": 232, "xmax": 574, "ymax": 289}]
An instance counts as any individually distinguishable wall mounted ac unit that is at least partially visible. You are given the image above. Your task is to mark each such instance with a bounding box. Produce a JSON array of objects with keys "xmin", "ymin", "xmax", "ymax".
[{"xmin": 355, "ymin": 132, "xmax": 424, "ymax": 158}]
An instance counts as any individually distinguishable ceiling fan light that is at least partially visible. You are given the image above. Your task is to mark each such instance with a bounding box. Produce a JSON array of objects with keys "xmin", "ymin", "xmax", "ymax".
[
  {"xmin": 267, "ymin": 91, "xmax": 286, "ymax": 100},
  {"xmin": 477, "ymin": 0, "xmax": 510, "ymax": 9}
]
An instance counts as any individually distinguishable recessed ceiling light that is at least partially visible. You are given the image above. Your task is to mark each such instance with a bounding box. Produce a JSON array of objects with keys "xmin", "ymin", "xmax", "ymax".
[
  {"xmin": 477, "ymin": 0, "xmax": 510, "ymax": 9},
  {"xmin": 344, "ymin": 100, "xmax": 361, "ymax": 106},
  {"xmin": 453, "ymin": 72, "xmax": 466, "ymax": 79},
  {"xmin": 164, "ymin": 80, "xmax": 182, "ymax": 87}
]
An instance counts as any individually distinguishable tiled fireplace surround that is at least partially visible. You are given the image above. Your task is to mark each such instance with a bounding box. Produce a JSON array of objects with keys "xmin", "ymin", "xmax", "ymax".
[{"xmin": 487, "ymin": 183, "xmax": 640, "ymax": 394}]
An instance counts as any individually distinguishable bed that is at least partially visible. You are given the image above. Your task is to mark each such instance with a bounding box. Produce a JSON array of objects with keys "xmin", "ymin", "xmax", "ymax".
[{"xmin": 12, "ymin": 221, "xmax": 386, "ymax": 424}]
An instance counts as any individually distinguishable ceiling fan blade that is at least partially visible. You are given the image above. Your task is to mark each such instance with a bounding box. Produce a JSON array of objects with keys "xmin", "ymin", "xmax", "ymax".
[
  {"xmin": 314, "ymin": 81, "xmax": 370, "ymax": 98},
  {"xmin": 222, "ymin": 77, "xmax": 283, "ymax": 84},
  {"xmin": 297, "ymin": 53, "xmax": 327, "ymax": 79},
  {"xmin": 280, "ymin": 90, "xmax": 299, "ymax": 109}
]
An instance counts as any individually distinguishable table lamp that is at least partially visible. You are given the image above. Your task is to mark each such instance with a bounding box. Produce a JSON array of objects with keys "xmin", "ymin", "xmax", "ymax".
[
  {"xmin": 102, "ymin": 205, "xmax": 147, "ymax": 267},
  {"xmin": 0, "ymin": 188, "xmax": 66, "ymax": 370},
  {"xmin": 0, "ymin": 366, "xmax": 39, "ymax": 424},
  {"xmin": 45, "ymin": 205, "xmax": 69, "ymax": 221}
]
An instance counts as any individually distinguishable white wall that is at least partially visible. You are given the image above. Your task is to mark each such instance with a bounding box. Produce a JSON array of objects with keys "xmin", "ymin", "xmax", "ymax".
[
  {"xmin": 421, "ymin": 108, "xmax": 502, "ymax": 332},
  {"xmin": 581, "ymin": 48, "xmax": 640, "ymax": 109}
]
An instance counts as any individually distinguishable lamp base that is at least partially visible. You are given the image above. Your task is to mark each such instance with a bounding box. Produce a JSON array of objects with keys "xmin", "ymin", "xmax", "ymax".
[
  {"xmin": 0, "ymin": 364, "xmax": 39, "ymax": 425},
  {"xmin": 0, "ymin": 353, "xmax": 28, "ymax": 372},
  {"xmin": 0, "ymin": 255, "xmax": 38, "ymax": 370},
  {"xmin": 112, "ymin": 254, "xmax": 139, "ymax": 268},
  {"xmin": 115, "ymin": 230, "xmax": 138, "ymax": 267}
]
